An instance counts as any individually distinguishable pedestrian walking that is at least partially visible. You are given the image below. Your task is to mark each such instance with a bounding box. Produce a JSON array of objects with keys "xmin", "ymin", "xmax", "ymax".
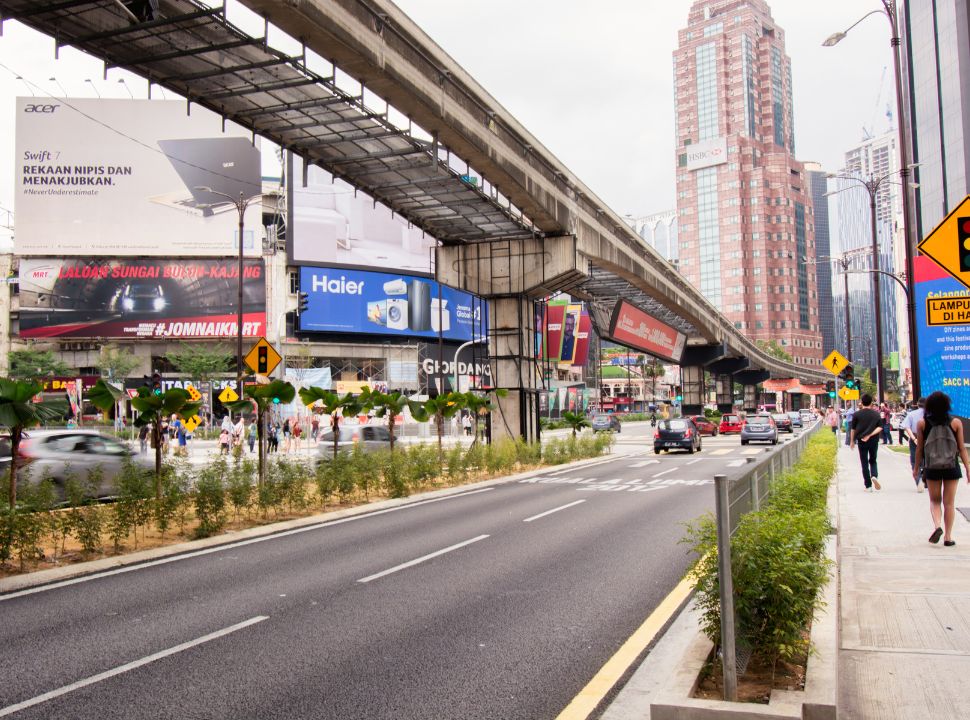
[
  {"xmin": 219, "ymin": 427, "xmax": 231, "ymax": 455},
  {"xmin": 247, "ymin": 421, "xmax": 257, "ymax": 454},
  {"xmin": 138, "ymin": 423, "xmax": 149, "ymax": 455},
  {"xmin": 913, "ymin": 391, "xmax": 970, "ymax": 546},
  {"xmin": 462, "ymin": 413, "xmax": 472, "ymax": 437},
  {"xmin": 311, "ymin": 414, "xmax": 320, "ymax": 444},
  {"xmin": 902, "ymin": 397, "xmax": 926, "ymax": 491},
  {"xmin": 880, "ymin": 403, "xmax": 893, "ymax": 444},
  {"xmin": 849, "ymin": 394, "xmax": 884, "ymax": 492},
  {"xmin": 843, "ymin": 406, "xmax": 855, "ymax": 446},
  {"xmin": 824, "ymin": 406, "xmax": 839, "ymax": 435},
  {"xmin": 282, "ymin": 418, "xmax": 291, "ymax": 453}
]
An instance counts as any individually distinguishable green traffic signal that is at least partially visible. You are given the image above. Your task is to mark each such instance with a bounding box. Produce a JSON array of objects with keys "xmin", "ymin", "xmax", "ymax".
[
  {"xmin": 828, "ymin": 391, "xmax": 836, "ymax": 398},
  {"xmin": 272, "ymin": 397, "xmax": 280, "ymax": 404},
  {"xmin": 845, "ymin": 379, "xmax": 856, "ymax": 389},
  {"xmin": 675, "ymin": 395, "xmax": 683, "ymax": 402}
]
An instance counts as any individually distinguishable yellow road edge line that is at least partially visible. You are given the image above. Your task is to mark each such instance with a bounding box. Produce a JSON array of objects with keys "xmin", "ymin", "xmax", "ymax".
[{"xmin": 554, "ymin": 575, "xmax": 695, "ymax": 720}]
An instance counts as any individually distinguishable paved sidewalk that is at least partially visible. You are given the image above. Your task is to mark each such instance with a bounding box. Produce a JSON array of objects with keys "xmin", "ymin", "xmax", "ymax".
[
  {"xmin": 837, "ymin": 440, "xmax": 970, "ymax": 720},
  {"xmin": 602, "ymin": 436, "xmax": 970, "ymax": 720}
]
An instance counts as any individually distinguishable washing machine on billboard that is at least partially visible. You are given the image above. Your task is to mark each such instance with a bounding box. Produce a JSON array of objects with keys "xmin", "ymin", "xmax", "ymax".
[
  {"xmin": 386, "ymin": 298, "xmax": 409, "ymax": 330},
  {"xmin": 408, "ymin": 280, "xmax": 432, "ymax": 331}
]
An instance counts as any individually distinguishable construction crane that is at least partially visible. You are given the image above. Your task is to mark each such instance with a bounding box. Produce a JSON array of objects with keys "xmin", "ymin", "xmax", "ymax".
[{"xmin": 862, "ymin": 66, "xmax": 888, "ymax": 140}]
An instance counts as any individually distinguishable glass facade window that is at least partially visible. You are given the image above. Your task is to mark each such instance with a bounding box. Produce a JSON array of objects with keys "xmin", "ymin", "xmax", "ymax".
[
  {"xmin": 696, "ymin": 42, "xmax": 719, "ymax": 140},
  {"xmin": 794, "ymin": 202, "xmax": 809, "ymax": 329},
  {"xmin": 771, "ymin": 46, "xmax": 785, "ymax": 147},
  {"xmin": 696, "ymin": 166, "xmax": 721, "ymax": 307}
]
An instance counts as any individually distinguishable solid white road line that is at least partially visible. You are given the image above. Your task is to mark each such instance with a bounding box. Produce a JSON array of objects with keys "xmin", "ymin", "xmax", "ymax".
[
  {"xmin": 652, "ymin": 468, "xmax": 677, "ymax": 478},
  {"xmin": 709, "ymin": 448, "xmax": 733, "ymax": 456},
  {"xmin": 685, "ymin": 458, "xmax": 703, "ymax": 465},
  {"xmin": 357, "ymin": 535, "xmax": 490, "ymax": 583},
  {"xmin": 629, "ymin": 459, "xmax": 660, "ymax": 467},
  {"xmin": 0, "ymin": 616, "xmax": 269, "ymax": 718},
  {"xmin": 1, "ymin": 488, "xmax": 496, "ymax": 602},
  {"xmin": 523, "ymin": 499, "xmax": 587, "ymax": 523}
]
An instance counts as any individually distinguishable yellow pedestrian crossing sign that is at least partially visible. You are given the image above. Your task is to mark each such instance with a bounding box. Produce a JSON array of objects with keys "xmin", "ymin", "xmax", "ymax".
[
  {"xmin": 823, "ymin": 350, "xmax": 849, "ymax": 376},
  {"xmin": 838, "ymin": 386, "xmax": 860, "ymax": 402},
  {"xmin": 218, "ymin": 386, "xmax": 239, "ymax": 403},
  {"xmin": 182, "ymin": 415, "xmax": 201, "ymax": 433}
]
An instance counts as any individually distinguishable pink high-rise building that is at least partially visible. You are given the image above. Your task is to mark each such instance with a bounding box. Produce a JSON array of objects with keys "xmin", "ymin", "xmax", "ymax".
[{"xmin": 673, "ymin": 0, "xmax": 822, "ymax": 367}]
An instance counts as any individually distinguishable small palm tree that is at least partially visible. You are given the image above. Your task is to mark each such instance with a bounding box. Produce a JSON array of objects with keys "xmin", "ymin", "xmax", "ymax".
[
  {"xmin": 360, "ymin": 389, "xmax": 423, "ymax": 452},
  {"xmin": 227, "ymin": 380, "xmax": 296, "ymax": 486},
  {"xmin": 562, "ymin": 410, "xmax": 591, "ymax": 439},
  {"xmin": 422, "ymin": 392, "xmax": 466, "ymax": 466},
  {"xmin": 0, "ymin": 378, "xmax": 68, "ymax": 507},
  {"xmin": 298, "ymin": 388, "xmax": 363, "ymax": 460}
]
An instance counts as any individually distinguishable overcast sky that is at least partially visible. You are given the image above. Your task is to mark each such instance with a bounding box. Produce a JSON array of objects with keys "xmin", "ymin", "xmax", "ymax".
[{"xmin": 0, "ymin": 0, "xmax": 895, "ymax": 229}]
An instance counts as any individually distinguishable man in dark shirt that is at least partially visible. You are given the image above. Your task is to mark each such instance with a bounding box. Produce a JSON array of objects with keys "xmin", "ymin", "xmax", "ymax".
[{"xmin": 850, "ymin": 394, "xmax": 884, "ymax": 491}]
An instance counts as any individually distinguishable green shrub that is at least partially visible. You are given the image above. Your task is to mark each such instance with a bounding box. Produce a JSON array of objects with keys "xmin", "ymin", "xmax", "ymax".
[
  {"xmin": 227, "ymin": 459, "xmax": 255, "ymax": 520},
  {"xmin": 683, "ymin": 431, "xmax": 836, "ymax": 665},
  {"xmin": 514, "ymin": 438, "xmax": 543, "ymax": 466},
  {"xmin": 155, "ymin": 464, "xmax": 190, "ymax": 536},
  {"xmin": 445, "ymin": 445, "xmax": 468, "ymax": 484},
  {"xmin": 194, "ymin": 463, "xmax": 227, "ymax": 538},
  {"xmin": 485, "ymin": 439, "xmax": 518, "ymax": 475},
  {"xmin": 382, "ymin": 451, "xmax": 409, "ymax": 498},
  {"xmin": 405, "ymin": 444, "xmax": 439, "ymax": 488}
]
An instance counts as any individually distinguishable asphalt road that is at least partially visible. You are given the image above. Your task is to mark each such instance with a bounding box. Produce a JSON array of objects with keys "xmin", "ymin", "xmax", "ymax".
[{"xmin": 0, "ymin": 423, "xmax": 809, "ymax": 720}]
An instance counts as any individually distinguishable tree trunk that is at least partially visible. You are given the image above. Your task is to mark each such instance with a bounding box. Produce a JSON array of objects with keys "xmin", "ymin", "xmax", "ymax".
[
  {"xmin": 153, "ymin": 419, "xmax": 162, "ymax": 501},
  {"xmin": 388, "ymin": 414, "xmax": 396, "ymax": 453},
  {"xmin": 436, "ymin": 412, "xmax": 444, "ymax": 468},
  {"xmin": 8, "ymin": 426, "xmax": 22, "ymax": 508},
  {"xmin": 332, "ymin": 414, "xmax": 340, "ymax": 460},
  {"xmin": 257, "ymin": 409, "xmax": 266, "ymax": 487}
]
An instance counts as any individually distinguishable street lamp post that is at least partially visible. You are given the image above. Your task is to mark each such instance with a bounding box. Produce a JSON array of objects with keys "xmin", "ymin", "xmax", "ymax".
[
  {"xmin": 824, "ymin": 0, "xmax": 921, "ymax": 399},
  {"xmin": 194, "ymin": 188, "xmax": 261, "ymax": 391}
]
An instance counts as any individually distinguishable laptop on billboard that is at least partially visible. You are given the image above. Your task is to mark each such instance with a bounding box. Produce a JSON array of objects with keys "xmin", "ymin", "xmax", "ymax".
[{"xmin": 154, "ymin": 137, "xmax": 261, "ymax": 216}]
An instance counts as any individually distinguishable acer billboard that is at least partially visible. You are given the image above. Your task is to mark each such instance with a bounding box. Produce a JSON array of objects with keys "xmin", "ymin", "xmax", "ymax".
[
  {"xmin": 607, "ymin": 300, "xmax": 687, "ymax": 363},
  {"xmin": 15, "ymin": 97, "xmax": 261, "ymax": 257}
]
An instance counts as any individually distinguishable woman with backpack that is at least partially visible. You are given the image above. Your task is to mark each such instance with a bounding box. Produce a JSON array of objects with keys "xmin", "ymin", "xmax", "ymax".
[{"xmin": 913, "ymin": 391, "xmax": 970, "ymax": 546}]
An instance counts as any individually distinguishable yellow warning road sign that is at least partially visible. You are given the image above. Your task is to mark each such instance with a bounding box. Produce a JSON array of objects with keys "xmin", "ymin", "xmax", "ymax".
[
  {"xmin": 218, "ymin": 386, "xmax": 239, "ymax": 404},
  {"xmin": 838, "ymin": 386, "xmax": 860, "ymax": 402},
  {"xmin": 822, "ymin": 350, "xmax": 849, "ymax": 376},
  {"xmin": 244, "ymin": 337, "xmax": 282, "ymax": 376},
  {"xmin": 185, "ymin": 384, "xmax": 203, "ymax": 402},
  {"xmin": 917, "ymin": 195, "xmax": 970, "ymax": 290},
  {"xmin": 182, "ymin": 415, "xmax": 201, "ymax": 433}
]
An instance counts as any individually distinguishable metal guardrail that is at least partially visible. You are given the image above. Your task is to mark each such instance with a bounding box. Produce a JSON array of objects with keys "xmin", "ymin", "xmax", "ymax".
[
  {"xmin": 714, "ymin": 419, "xmax": 821, "ymax": 700},
  {"xmin": 720, "ymin": 421, "xmax": 822, "ymax": 535}
]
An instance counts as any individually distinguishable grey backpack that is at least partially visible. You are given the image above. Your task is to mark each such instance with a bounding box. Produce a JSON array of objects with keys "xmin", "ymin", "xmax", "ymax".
[{"xmin": 924, "ymin": 419, "xmax": 958, "ymax": 470}]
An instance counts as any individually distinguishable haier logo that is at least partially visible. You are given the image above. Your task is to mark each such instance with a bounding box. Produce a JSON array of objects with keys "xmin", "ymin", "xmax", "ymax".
[
  {"xmin": 310, "ymin": 274, "xmax": 365, "ymax": 294},
  {"xmin": 24, "ymin": 104, "xmax": 59, "ymax": 114}
]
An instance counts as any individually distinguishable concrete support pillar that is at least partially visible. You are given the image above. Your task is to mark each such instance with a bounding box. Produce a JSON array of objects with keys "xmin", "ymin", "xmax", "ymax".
[
  {"xmin": 715, "ymin": 374, "xmax": 734, "ymax": 414},
  {"xmin": 681, "ymin": 365, "xmax": 705, "ymax": 416},
  {"xmin": 743, "ymin": 384, "xmax": 758, "ymax": 415},
  {"xmin": 436, "ymin": 236, "xmax": 584, "ymax": 443}
]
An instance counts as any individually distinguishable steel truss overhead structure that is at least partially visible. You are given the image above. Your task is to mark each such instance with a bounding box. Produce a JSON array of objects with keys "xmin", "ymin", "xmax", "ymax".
[{"xmin": 0, "ymin": 0, "xmax": 533, "ymax": 245}]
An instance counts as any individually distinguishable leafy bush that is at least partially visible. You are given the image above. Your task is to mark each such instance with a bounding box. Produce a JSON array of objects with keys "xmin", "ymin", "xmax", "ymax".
[
  {"xmin": 227, "ymin": 459, "xmax": 255, "ymax": 520},
  {"xmin": 405, "ymin": 444, "xmax": 439, "ymax": 488},
  {"xmin": 382, "ymin": 450, "xmax": 409, "ymax": 498},
  {"xmin": 193, "ymin": 463, "xmax": 227, "ymax": 538},
  {"xmin": 683, "ymin": 432, "xmax": 835, "ymax": 665}
]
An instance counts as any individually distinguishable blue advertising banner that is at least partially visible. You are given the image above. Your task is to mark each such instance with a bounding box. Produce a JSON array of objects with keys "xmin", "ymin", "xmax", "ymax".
[
  {"xmin": 298, "ymin": 266, "xmax": 487, "ymax": 343},
  {"xmin": 915, "ymin": 255, "xmax": 970, "ymax": 417}
]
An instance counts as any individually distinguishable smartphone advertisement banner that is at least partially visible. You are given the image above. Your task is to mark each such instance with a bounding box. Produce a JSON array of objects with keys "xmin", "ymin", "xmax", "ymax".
[
  {"xmin": 538, "ymin": 301, "xmax": 592, "ymax": 366},
  {"xmin": 915, "ymin": 254, "xmax": 970, "ymax": 417},
  {"xmin": 607, "ymin": 300, "xmax": 687, "ymax": 363},
  {"xmin": 19, "ymin": 258, "xmax": 266, "ymax": 339},
  {"xmin": 15, "ymin": 98, "xmax": 262, "ymax": 257},
  {"xmin": 298, "ymin": 266, "xmax": 486, "ymax": 343}
]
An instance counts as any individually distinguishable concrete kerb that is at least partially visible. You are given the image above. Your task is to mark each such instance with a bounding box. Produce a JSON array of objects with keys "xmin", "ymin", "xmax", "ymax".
[{"xmin": 0, "ymin": 448, "xmax": 621, "ymax": 596}]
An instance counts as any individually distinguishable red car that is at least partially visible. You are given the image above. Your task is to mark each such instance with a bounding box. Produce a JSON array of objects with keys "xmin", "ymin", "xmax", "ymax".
[
  {"xmin": 688, "ymin": 415, "xmax": 719, "ymax": 436},
  {"xmin": 718, "ymin": 413, "xmax": 744, "ymax": 434}
]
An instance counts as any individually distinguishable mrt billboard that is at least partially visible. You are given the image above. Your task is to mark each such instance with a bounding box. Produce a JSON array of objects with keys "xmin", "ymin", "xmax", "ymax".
[{"xmin": 19, "ymin": 258, "xmax": 266, "ymax": 339}]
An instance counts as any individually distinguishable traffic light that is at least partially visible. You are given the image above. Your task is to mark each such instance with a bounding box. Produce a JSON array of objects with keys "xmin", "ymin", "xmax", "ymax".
[
  {"xmin": 826, "ymin": 380, "xmax": 836, "ymax": 399},
  {"xmin": 256, "ymin": 345, "xmax": 269, "ymax": 374},
  {"xmin": 151, "ymin": 372, "xmax": 162, "ymax": 396},
  {"xmin": 842, "ymin": 365, "xmax": 856, "ymax": 390},
  {"xmin": 297, "ymin": 291, "xmax": 309, "ymax": 315},
  {"xmin": 959, "ymin": 216, "xmax": 970, "ymax": 271}
]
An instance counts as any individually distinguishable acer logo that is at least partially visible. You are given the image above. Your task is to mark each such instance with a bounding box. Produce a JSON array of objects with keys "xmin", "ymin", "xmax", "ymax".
[
  {"xmin": 24, "ymin": 104, "xmax": 59, "ymax": 114},
  {"xmin": 222, "ymin": 162, "xmax": 235, "ymax": 168}
]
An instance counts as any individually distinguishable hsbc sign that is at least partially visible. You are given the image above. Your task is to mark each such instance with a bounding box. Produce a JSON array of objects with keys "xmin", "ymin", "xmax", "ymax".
[{"xmin": 686, "ymin": 136, "xmax": 728, "ymax": 171}]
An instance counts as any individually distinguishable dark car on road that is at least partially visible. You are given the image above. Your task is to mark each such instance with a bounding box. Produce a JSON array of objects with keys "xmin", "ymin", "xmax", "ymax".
[
  {"xmin": 741, "ymin": 414, "xmax": 778, "ymax": 445},
  {"xmin": 688, "ymin": 415, "xmax": 718, "ymax": 436},
  {"xmin": 591, "ymin": 414, "xmax": 621, "ymax": 433},
  {"xmin": 718, "ymin": 413, "xmax": 744, "ymax": 434},
  {"xmin": 654, "ymin": 418, "xmax": 702, "ymax": 454},
  {"xmin": 772, "ymin": 413, "xmax": 794, "ymax": 433}
]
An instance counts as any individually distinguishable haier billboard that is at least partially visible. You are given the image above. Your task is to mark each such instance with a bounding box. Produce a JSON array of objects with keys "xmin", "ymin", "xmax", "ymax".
[{"xmin": 298, "ymin": 267, "xmax": 487, "ymax": 343}]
